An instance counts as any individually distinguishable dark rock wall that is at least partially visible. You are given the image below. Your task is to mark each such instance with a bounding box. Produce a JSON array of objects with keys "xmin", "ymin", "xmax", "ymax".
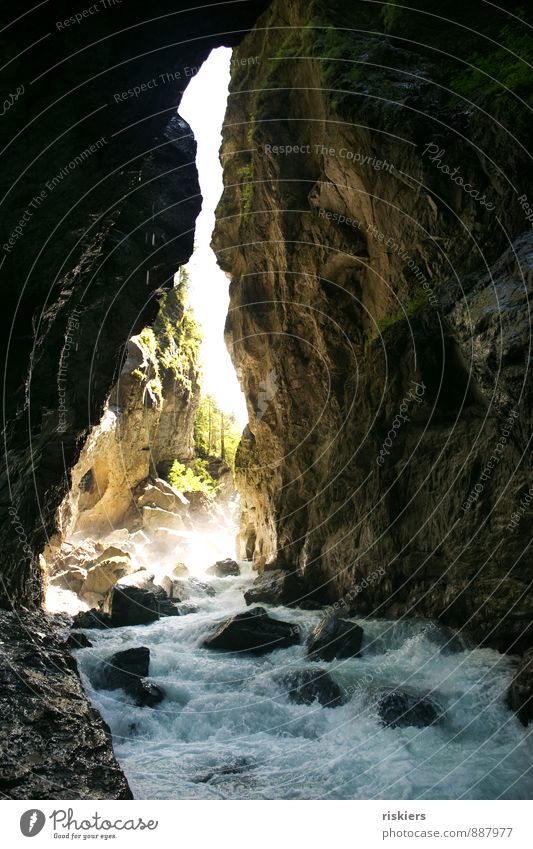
[
  {"xmin": 213, "ymin": 0, "xmax": 533, "ymax": 651},
  {"xmin": 0, "ymin": 0, "xmax": 270, "ymax": 608}
]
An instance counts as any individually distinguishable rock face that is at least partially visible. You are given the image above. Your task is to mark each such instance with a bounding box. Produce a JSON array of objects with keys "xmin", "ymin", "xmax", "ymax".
[
  {"xmin": 56, "ymin": 282, "xmax": 201, "ymax": 540},
  {"xmin": 213, "ymin": 0, "xmax": 533, "ymax": 653},
  {"xmin": 275, "ymin": 668, "xmax": 344, "ymax": 708},
  {"xmin": 0, "ymin": 610, "xmax": 131, "ymax": 799},
  {"xmin": 507, "ymin": 649, "xmax": 533, "ymax": 726},
  {"xmin": 0, "ymin": 0, "xmax": 270, "ymax": 609},
  {"xmin": 203, "ymin": 607, "xmax": 301, "ymax": 654},
  {"xmin": 307, "ymin": 617, "xmax": 364, "ymax": 661}
]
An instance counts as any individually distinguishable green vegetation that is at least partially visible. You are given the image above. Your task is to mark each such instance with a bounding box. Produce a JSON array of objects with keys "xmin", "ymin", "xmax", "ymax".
[
  {"xmin": 364, "ymin": 291, "xmax": 428, "ymax": 353},
  {"xmin": 168, "ymin": 459, "xmax": 219, "ymax": 495},
  {"xmin": 450, "ymin": 19, "xmax": 533, "ymax": 106},
  {"xmin": 238, "ymin": 163, "xmax": 254, "ymax": 218},
  {"xmin": 132, "ymin": 268, "xmax": 201, "ymax": 406},
  {"xmin": 194, "ymin": 394, "xmax": 242, "ymax": 469}
]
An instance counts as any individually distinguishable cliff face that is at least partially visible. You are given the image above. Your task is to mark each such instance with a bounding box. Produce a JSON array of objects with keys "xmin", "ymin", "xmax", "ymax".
[
  {"xmin": 0, "ymin": 0, "xmax": 270, "ymax": 609},
  {"xmin": 55, "ymin": 280, "xmax": 200, "ymax": 537},
  {"xmin": 213, "ymin": 0, "xmax": 533, "ymax": 651}
]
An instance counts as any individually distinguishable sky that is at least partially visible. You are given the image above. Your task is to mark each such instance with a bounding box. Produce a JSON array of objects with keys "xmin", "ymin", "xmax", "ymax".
[{"xmin": 179, "ymin": 47, "xmax": 248, "ymax": 428}]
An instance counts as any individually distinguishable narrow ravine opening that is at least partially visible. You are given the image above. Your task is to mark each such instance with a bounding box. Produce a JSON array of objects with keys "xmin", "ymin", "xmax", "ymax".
[{"xmin": 37, "ymin": 39, "xmax": 533, "ymax": 803}]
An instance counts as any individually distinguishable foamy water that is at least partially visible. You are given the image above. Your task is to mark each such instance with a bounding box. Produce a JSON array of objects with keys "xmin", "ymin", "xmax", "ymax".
[{"xmin": 74, "ymin": 571, "xmax": 533, "ymax": 800}]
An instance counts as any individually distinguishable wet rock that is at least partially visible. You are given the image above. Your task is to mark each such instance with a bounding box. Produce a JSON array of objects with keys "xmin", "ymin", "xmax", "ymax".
[
  {"xmin": 93, "ymin": 647, "xmax": 165, "ymax": 707},
  {"xmin": 307, "ymin": 617, "xmax": 364, "ymax": 661},
  {"xmin": 93, "ymin": 646, "xmax": 150, "ymax": 691},
  {"xmin": 275, "ymin": 668, "xmax": 345, "ymax": 708},
  {"xmin": 188, "ymin": 578, "xmax": 216, "ymax": 597},
  {"xmin": 94, "ymin": 546, "xmax": 131, "ymax": 564},
  {"xmin": 135, "ymin": 679, "xmax": 165, "ymax": 707},
  {"xmin": 0, "ymin": 610, "xmax": 131, "ymax": 799},
  {"xmin": 377, "ymin": 689, "xmax": 442, "ymax": 728},
  {"xmin": 244, "ymin": 569, "xmax": 304, "ymax": 607},
  {"xmin": 104, "ymin": 584, "xmax": 160, "ymax": 627},
  {"xmin": 507, "ymin": 648, "xmax": 533, "ymax": 726},
  {"xmin": 203, "ymin": 606, "xmax": 301, "ymax": 655},
  {"xmin": 72, "ymin": 609, "xmax": 112, "ymax": 630},
  {"xmin": 207, "ymin": 558, "xmax": 240, "ymax": 577},
  {"xmin": 65, "ymin": 633, "xmax": 93, "ymax": 650},
  {"xmin": 193, "ymin": 756, "xmax": 252, "ymax": 784},
  {"xmin": 159, "ymin": 575, "xmax": 188, "ymax": 600},
  {"xmin": 157, "ymin": 598, "xmax": 181, "ymax": 617},
  {"xmin": 425, "ymin": 622, "xmax": 469, "ymax": 654}
]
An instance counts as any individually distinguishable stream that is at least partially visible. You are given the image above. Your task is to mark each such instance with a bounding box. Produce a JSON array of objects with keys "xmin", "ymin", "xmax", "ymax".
[{"xmin": 73, "ymin": 564, "xmax": 533, "ymax": 800}]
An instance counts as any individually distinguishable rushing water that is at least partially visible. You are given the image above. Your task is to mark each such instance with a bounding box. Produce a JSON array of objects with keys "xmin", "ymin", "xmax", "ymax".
[{"xmin": 74, "ymin": 566, "xmax": 533, "ymax": 800}]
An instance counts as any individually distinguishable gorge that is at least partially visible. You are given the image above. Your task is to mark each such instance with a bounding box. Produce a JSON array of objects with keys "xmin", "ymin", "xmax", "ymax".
[{"xmin": 0, "ymin": 0, "xmax": 532, "ymax": 801}]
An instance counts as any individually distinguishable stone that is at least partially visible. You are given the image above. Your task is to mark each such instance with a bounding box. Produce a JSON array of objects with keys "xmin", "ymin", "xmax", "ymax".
[
  {"xmin": 92, "ymin": 647, "xmax": 165, "ymax": 707},
  {"xmin": 507, "ymin": 648, "xmax": 533, "ymax": 726},
  {"xmin": 50, "ymin": 565, "xmax": 87, "ymax": 595},
  {"xmin": 243, "ymin": 569, "xmax": 304, "ymax": 607},
  {"xmin": 71, "ymin": 609, "xmax": 112, "ymax": 630},
  {"xmin": 94, "ymin": 546, "xmax": 131, "ymax": 564},
  {"xmin": 135, "ymin": 679, "xmax": 165, "ymax": 707},
  {"xmin": 307, "ymin": 617, "xmax": 364, "ymax": 661},
  {"xmin": 81, "ymin": 556, "xmax": 133, "ymax": 596},
  {"xmin": 425, "ymin": 622, "xmax": 469, "ymax": 654},
  {"xmin": 207, "ymin": 558, "xmax": 241, "ymax": 577},
  {"xmin": 377, "ymin": 689, "xmax": 442, "ymax": 728},
  {"xmin": 142, "ymin": 505, "xmax": 184, "ymax": 531},
  {"xmin": 203, "ymin": 606, "xmax": 300, "ymax": 655},
  {"xmin": 65, "ymin": 632, "xmax": 93, "ymax": 650},
  {"xmin": 0, "ymin": 610, "xmax": 131, "ymax": 799},
  {"xmin": 104, "ymin": 585, "xmax": 160, "ymax": 627},
  {"xmin": 275, "ymin": 668, "xmax": 345, "ymax": 707},
  {"xmin": 159, "ymin": 576, "xmax": 188, "ymax": 600},
  {"xmin": 137, "ymin": 482, "xmax": 188, "ymax": 512},
  {"xmin": 93, "ymin": 647, "xmax": 150, "ymax": 691}
]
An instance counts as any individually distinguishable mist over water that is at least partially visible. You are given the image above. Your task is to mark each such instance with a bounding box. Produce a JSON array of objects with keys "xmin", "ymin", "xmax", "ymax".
[{"xmin": 74, "ymin": 547, "xmax": 533, "ymax": 800}]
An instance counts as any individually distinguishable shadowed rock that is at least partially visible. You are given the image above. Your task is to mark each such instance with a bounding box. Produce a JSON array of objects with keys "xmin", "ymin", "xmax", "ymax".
[
  {"xmin": 207, "ymin": 558, "xmax": 240, "ymax": 577},
  {"xmin": 93, "ymin": 646, "xmax": 165, "ymax": 707},
  {"xmin": 244, "ymin": 569, "xmax": 304, "ymax": 607},
  {"xmin": 307, "ymin": 617, "xmax": 364, "ymax": 661},
  {"xmin": 203, "ymin": 606, "xmax": 300, "ymax": 655},
  {"xmin": 377, "ymin": 689, "xmax": 442, "ymax": 728},
  {"xmin": 275, "ymin": 668, "xmax": 345, "ymax": 708}
]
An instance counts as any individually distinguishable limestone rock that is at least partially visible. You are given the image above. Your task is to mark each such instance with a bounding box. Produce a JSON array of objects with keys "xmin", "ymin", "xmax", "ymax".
[
  {"xmin": 81, "ymin": 556, "xmax": 133, "ymax": 596},
  {"xmin": 244, "ymin": 569, "xmax": 305, "ymax": 607}
]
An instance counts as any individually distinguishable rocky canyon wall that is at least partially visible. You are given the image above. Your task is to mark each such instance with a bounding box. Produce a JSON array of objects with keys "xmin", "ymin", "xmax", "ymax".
[
  {"xmin": 0, "ymin": 0, "xmax": 270, "ymax": 609},
  {"xmin": 214, "ymin": 0, "xmax": 533, "ymax": 652}
]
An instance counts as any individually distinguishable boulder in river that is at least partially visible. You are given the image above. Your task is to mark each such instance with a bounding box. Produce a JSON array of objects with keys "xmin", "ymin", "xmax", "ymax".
[
  {"xmin": 307, "ymin": 616, "xmax": 364, "ymax": 661},
  {"xmin": 244, "ymin": 569, "xmax": 304, "ymax": 607},
  {"xmin": 203, "ymin": 606, "xmax": 301, "ymax": 655},
  {"xmin": 377, "ymin": 688, "xmax": 442, "ymax": 728},
  {"xmin": 171, "ymin": 562, "xmax": 190, "ymax": 578},
  {"xmin": 507, "ymin": 648, "xmax": 533, "ymax": 726},
  {"xmin": 275, "ymin": 668, "xmax": 345, "ymax": 708},
  {"xmin": 207, "ymin": 558, "xmax": 240, "ymax": 578},
  {"xmin": 72, "ymin": 608, "xmax": 112, "ymax": 630},
  {"xmin": 104, "ymin": 584, "xmax": 160, "ymax": 627},
  {"xmin": 93, "ymin": 646, "xmax": 165, "ymax": 707}
]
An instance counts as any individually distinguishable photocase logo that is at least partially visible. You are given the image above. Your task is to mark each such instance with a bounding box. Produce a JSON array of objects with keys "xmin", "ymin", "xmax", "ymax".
[{"xmin": 20, "ymin": 810, "xmax": 46, "ymax": 837}]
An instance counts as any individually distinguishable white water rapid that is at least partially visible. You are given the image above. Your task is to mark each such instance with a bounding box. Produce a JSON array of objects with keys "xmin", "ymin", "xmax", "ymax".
[{"xmin": 73, "ymin": 551, "xmax": 533, "ymax": 800}]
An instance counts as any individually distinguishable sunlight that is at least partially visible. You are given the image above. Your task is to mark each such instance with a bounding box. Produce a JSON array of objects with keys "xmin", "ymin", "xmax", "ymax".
[{"xmin": 179, "ymin": 48, "xmax": 248, "ymax": 428}]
